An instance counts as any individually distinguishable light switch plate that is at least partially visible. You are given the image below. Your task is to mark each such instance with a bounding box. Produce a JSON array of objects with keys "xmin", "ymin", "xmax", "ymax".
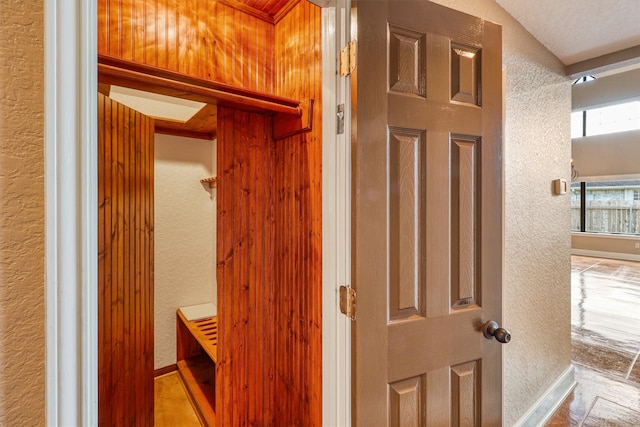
[{"xmin": 553, "ymin": 179, "xmax": 567, "ymax": 195}]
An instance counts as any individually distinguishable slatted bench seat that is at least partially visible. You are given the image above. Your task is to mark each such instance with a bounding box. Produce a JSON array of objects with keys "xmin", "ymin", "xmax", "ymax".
[{"xmin": 176, "ymin": 303, "xmax": 218, "ymax": 426}]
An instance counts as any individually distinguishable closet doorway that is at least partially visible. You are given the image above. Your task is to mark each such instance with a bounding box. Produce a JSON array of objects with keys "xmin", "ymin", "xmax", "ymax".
[{"xmin": 96, "ymin": 1, "xmax": 323, "ymax": 424}]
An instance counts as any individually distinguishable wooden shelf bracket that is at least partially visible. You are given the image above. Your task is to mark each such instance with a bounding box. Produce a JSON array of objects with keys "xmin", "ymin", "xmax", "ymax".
[{"xmin": 273, "ymin": 98, "xmax": 314, "ymax": 141}]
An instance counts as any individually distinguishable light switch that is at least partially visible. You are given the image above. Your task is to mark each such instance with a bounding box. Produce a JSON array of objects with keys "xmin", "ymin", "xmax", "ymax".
[{"xmin": 553, "ymin": 179, "xmax": 567, "ymax": 195}]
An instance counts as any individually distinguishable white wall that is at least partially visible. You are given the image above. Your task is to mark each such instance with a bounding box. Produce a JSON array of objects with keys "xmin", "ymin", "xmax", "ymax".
[
  {"xmin": 429, "ymin": 1, "xmax": 573, "ymax": 425},
  {"xmin": 154, "ymin": 134, "xmax": 217, "ymax": 369}
]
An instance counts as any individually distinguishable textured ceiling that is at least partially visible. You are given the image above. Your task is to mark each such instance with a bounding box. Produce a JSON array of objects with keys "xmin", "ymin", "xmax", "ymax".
[{"xmin": 496, "ymin": 0, "xmax": 640, "ymax": 65}]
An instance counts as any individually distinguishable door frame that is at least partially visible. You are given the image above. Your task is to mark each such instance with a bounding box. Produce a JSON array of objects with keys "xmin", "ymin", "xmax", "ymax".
[
  {"xmin": 44, "ymin": 0, "xmax": 351, "ymax": 425},
  {"xmin": 320, "ymin": 0, "xmax": 353, "ymax": 425},
  {"xmin": 45, "ymin": 0, "xmax": 98, "ymax": 425}
]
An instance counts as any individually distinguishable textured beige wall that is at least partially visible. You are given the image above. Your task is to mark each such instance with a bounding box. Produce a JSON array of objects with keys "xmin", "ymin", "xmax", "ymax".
[
  {"xmin": 430, "ymin": 1, "xmax": 573, "ymax": 424},
  {"xmin": 0, "ymin": 1, "xmax": 46, "ymax": 425},
  {"xmin": 154, "ymin": 134, "xmax": 217, "ymax": 369}
]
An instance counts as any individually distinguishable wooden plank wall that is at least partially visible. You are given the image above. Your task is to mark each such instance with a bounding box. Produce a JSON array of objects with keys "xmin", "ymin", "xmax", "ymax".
[
  {"xmin": 273, "ymin": 1, "xmax": 322, "ymax": 425},
  {"xmin": 98, "ymin": 0, "xmax": 275, "ymax": 93},
  {"xmin": 98, "ymin": 93, "xmax": 155, "ymax": 426},
  {"xmin": 216, "ymin": 107, "xmax": 275, "ymax": 426},
  {"xmin": 216, "ymin": 2, "xmax": 322, "ymax": 425}
]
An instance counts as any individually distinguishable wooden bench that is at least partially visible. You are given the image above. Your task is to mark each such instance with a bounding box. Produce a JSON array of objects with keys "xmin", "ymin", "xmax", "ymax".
[{"xmin": 176, "ymin": 304, "xmax": 218, "ymax": 426}]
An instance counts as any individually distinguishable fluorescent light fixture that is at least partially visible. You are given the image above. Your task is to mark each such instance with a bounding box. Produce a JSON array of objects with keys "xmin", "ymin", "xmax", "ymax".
[{"xmin": 108, "ymin": 85, "xmax": 206, "ymax": 122}]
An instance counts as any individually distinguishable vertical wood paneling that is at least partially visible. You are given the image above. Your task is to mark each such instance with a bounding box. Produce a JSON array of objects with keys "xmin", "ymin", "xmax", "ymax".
[
  {"xmin": 98, "ymin": 0, "xmax": 275, "ymax": 93},
  {"xmin": 216, "ymin": 5, "xmax": 322, "ymax": 424},
  {"xmin": 217, "ymin": 107, "xmax": 274, "ymax": 427},
  {"xmin": 98, "ymin": 93, "xmax": 154, "ymax": 427},
  {"xmin": 177, "ymin": 0, "xmax": 188, "ymax": 75},
  {"xmin": 134, "ymin": 107, "xmax": 143, "ymax": 422},
  {"xmin": 120, "ymin": 0, "xmax": 132, "ymax": 60},
  {"xmin": 146, "ymin": 109, "xmax": 155, "ymax": 424},
  {"xmin": 156, "ymin": 0, "xmax": 167, "ymax": 68},
  {"xmin": 98, "ymin": 0, "xmax": 108, "ymax": 58},
  {"xmin": 98, "ymin": 91, "xmax": 111, "ymax": 426},
  {"xmin": 107, "ymin": 0, "xmax": 121, "ymax": 57},
  {"xmin": 145, "ymin": 0, "xmax": 158, "ymax": 67},
  {"xmin": 274, "ymin": 2, "xmax": 322, "ymax": 425},
  {"xmin": 114, "ymin": 101, "xmax": 125, "ymax": 426},
  {"xmin": 166, "ymin": 0, "xmax": 177, "ymax": 71},
  {"xmin": 217, "ymin": 107, "xmax": 233, "ymax": 425}
]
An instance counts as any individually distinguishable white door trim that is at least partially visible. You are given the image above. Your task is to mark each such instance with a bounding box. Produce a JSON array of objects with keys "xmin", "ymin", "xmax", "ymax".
[
  {"xmin": 321, "ymin": 0, "xmax": 352, "ymax": 425},
  {"xmin": 44, "ymin": 0, "xmax": 98, "ymax": 425}
]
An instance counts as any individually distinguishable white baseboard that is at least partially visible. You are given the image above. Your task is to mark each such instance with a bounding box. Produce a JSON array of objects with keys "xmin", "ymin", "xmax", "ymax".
[
  {"xmin": 513, "ymin": 365, "xmax": 576, "ymax": 427},
  {"xmin": 572, "ymin": 249, "xmax": 640, "ymax": 262}
]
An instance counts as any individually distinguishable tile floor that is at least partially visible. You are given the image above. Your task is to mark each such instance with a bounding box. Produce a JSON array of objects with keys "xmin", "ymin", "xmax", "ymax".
[
  {"xmin": 155, "ymin": 372, "xmax": 202, "ymax": 427},
  {"xmin": 546, "ymin": 255, "xmax": 640, "ymax": 426}
]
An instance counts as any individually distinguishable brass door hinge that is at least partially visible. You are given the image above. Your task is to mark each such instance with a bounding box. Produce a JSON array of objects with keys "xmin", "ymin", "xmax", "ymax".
[
  {"xmin": 339, "ymin": 40, "xmax": 357, "ymax": 77},
  {"xmin": 339, "ymin": 285, "xmax": 356, "ymax": 320}
]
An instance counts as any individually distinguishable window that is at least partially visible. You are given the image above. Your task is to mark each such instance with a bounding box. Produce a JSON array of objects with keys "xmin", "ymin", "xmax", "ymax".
[
  {"xmin": 572, "ymin": 180, "xmax": 640, "ymax": 235},
  {"xmin": 570, "ymin": 75, "xmax": 640, "ymax": 236},
  {"xmin": 570, "ymin": 183, "xmax": 581, "ymax": 232}
]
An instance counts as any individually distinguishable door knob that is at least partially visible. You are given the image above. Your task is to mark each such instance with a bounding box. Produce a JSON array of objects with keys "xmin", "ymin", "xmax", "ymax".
[{"xmin": 482, "ymin": 320, "xmax": 511, "ymax": 344}]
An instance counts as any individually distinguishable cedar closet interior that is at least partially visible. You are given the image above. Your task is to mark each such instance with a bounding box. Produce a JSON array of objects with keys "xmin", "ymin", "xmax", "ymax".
[{"xmin": 97, "ymin": 1, "xmax": 323, "ymax": 425}]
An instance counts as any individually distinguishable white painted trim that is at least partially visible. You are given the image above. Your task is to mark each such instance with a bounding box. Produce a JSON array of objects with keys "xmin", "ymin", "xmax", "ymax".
[
  {"xmin": 571, "ymin": 231, "xmax": 640, "ymax": 241},
  {"xmin": 571, "ymin": 249, "xmax": 640, "ymax": 262},
  {"xmin": 45, "ymin": 0, "xmax": 98, "ymax": 425},
  {"xmin": 513, "ymin": 365, "xmax": 576, "ymax": 427},
  {"xmin": 566, "ymin": 46, "xmax": 640, "ymax": 79},
  {"xmin": 322, "ymin": 0, "xmax": 352, "ymax": 425}
]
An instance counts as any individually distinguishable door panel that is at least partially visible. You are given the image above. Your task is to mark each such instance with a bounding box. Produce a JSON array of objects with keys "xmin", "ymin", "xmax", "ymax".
[
  {"xmin": 353, "ymin": 1, "xmax": 503, "ymax": 425},
  {"xmin": 98, "ymin": 93, "xmax": 155, "ymax": 426},
  {"xmin": 388, "ymin": 127, "xmax": 426, "ymax": 321}
]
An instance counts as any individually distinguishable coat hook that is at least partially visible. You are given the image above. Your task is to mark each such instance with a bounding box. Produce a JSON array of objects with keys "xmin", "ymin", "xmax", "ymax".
[{"xmin": 200, "ymin": 177, "xmax": 217, "ymax": 188}]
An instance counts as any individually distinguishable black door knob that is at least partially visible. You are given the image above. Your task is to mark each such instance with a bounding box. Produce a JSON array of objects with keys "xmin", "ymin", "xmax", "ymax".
[{"xmin": 482, "ymin": 320, "xmax": 511, "ymax": 344}]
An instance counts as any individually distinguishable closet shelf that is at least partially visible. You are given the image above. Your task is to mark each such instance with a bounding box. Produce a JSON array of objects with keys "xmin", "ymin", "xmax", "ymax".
[
  {"xmin": 200, "ymin": 177, "xmax": 217, "ymax": 188},
  {"xmin": 99, "ymin": 54, "xmax": 299, "ymax": 114},
  {"xmin": 98, "ymin": 54, "xmax": 313, "ymax": 141}
]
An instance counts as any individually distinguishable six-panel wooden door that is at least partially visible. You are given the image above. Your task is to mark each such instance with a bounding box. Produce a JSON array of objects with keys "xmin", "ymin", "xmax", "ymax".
[{"xmin": 353, "ymin": 1, "xmax": 505, "ymax": 425}]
